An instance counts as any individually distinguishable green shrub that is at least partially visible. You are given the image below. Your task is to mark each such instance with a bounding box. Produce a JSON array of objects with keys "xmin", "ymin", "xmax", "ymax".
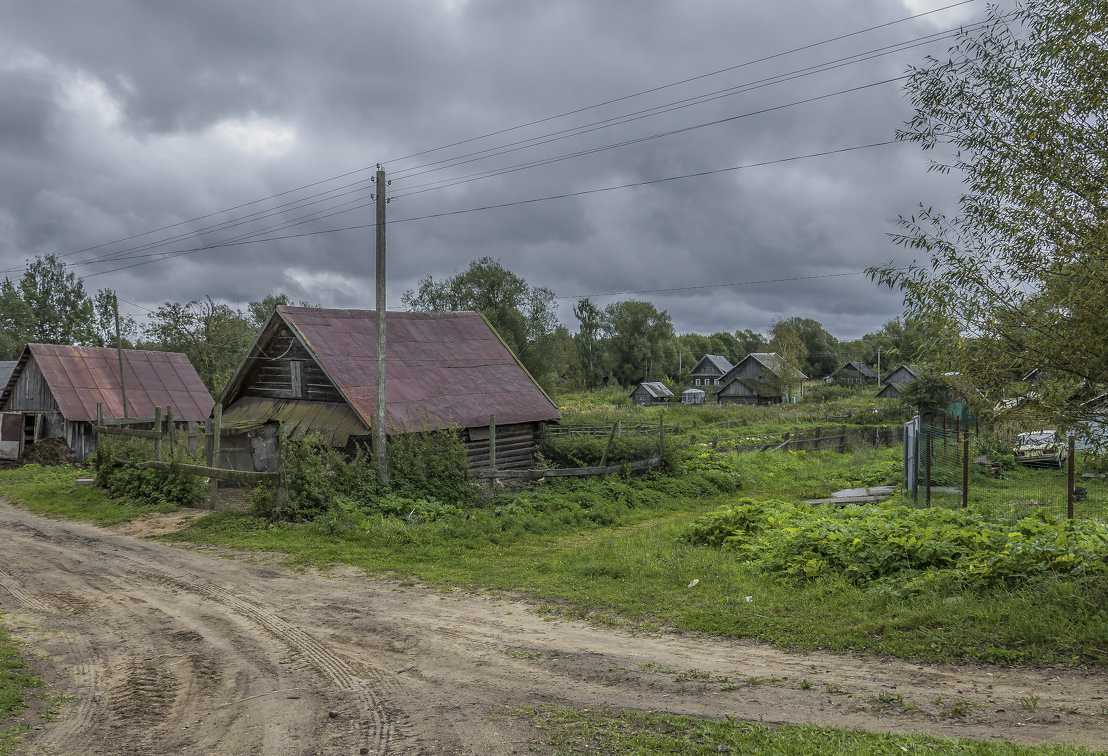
[
  {"xmin": 541, "ymin": 433, "xmax": 660, "ymax": 468},
  {"xmin": 92, "ymin": 436, "xmax": 205, "ymax": 508},
  {"xmin": 681, "ymin": 498, "xmax": 1108, "ymax": 593}
]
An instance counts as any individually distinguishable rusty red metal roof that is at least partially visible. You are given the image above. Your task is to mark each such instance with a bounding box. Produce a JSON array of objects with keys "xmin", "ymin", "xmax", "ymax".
[
  {"xmin": 3, "ymin": 344, "xmax": 214, "ymax": 422},
  {"xmin": 270, "ymin": 307, "xmax": 560, "ymax": 433}
]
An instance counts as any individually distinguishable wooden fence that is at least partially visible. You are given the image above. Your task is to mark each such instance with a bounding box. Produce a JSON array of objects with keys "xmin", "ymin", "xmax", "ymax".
[
  {"xmin": 93, "ymin": 403, "xmax": 283, "ymax": 509},
  {"xmin": 688, "ymin": 424, "xmax": 905, "ymax": 454}
]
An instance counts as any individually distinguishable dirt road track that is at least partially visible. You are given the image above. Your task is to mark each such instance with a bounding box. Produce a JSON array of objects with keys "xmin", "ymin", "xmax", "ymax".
[{"xmin": 1, "ymin": 500, "xmax": 1107, "ymax": 755}]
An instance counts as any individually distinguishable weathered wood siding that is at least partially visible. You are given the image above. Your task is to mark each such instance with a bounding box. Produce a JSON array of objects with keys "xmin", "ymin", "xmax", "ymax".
[
  {"xmin": 464, "ymin": 422, "xmax": 544, "ymax": 470},
  {"xmin": 4, "ymin": 359, "xmax": 59, "ymax": 414},
  {"xmin": 241, "ymin": 324, "xmax": 344, "ymax": 403},
  {"xmin": 716, "ymin": 380, "xmax": 758, "ymax": 405}
]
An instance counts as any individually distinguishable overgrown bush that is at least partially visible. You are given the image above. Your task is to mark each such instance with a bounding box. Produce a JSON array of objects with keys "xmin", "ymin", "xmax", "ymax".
[
  {"xmin": 681, "ymin": 498, "xmax": 1108, "ymax": 593},
  {"xmin": 541, "ymin": 433, "xmax": 661, "ymax": 468},
  {"xmin": 91, "ymin": 436, "xmax": 205, "ymax": 508},
  {"xmin": 263, "ymin": 427, "xmax": 475, "ymax": 522}
]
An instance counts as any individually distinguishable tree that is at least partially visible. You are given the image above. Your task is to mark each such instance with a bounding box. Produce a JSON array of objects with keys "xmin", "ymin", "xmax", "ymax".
[
  {"xmin": 573, "ymin": 297, "xmax": 606, "ymax": 389},
  {"xmin": 869, "ymin": 0, "xmax": 1108, "ymax": 424},
  {"xmin": 0, "ymin": 254, "xmax": 96, "ymax": 355},
  {"xmin": 768, "ymin": 320, "xmax": 807, "ymax": 400},
  {"xmin": 92, "ymin": 289, "xmax": 138, "ymax": 349},
  {"xmin": 402, "ymin": 258, "xmax": 559, "ymax": 390},
  {"xmin": 246, "ymin": 293, "xmax": 316, "ymax": 330},
  {"xmin": 776, "ymin": 317, "xmax": 839, "ymax": 378},
  {"xmin": 143, "ymin": 297, "xmax": 254, "ymax": 393},
  {"xmin": 601, "ymin": 300, "xmax": 674, "ymax": 387}
]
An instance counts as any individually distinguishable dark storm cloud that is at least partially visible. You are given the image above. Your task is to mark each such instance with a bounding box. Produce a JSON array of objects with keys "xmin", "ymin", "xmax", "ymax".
[{"xmin": 0, "ymin": 0, "xmax": 994, "ymax": 339}]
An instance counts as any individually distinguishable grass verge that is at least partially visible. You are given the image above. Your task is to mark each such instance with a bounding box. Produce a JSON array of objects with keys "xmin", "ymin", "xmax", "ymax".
[
  {"xmin": 0, "ymin": 621, "xmax": 44, "ymax": 755},
  {"xmin": 514, "ymin": 707, "xmax": 1097, "ymax": 755}
]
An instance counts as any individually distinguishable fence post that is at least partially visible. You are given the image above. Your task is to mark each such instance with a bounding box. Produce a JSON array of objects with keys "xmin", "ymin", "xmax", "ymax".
[
  {"xmin": 814, "ymin": 427, "xmax": 822, "ymax": 451},
  {"xmin": 962, "ymin": 428, "xmax": 969, "ymax": 509},
  {"xmin": 925, "ymin": 423, "xmax": 932, "ymax": 509},
  {"xmin": 187, "ymin": 420, "xmax": 197, "ymax": 456},
  {"xmin": 209, "ymin": 404, "xmax": 222, "ymax": 510},
  {"xmin": 166, "ymin": 405, "xmax": 175, "ymax": 457},
  {"xmin": 658, "ymin": 413, "xmax": 665, "ymax": 459},
  {"xmin": 154, "ymin": 406, "xmax": 163, "ymax": 462},
  {"xmin": 488, "ymin": 414, "xmax": 496, "ymax": 493},
  {"xmin": 839, "ymin": 425, "xmax": 846, "ymax": 453},
  {"xmin": 1068, "ymin": 434, "xmax": 1076, "ymax": 519},
  {"xmin": 600, "ymin": 422, "xmax": 617, "ymax": 467}
]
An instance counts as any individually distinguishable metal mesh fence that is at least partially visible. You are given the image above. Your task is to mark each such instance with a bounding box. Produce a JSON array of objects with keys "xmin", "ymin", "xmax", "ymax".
[{"xmin": 905, "ymin": 412, "xmax": 1096, "ymax": 520}]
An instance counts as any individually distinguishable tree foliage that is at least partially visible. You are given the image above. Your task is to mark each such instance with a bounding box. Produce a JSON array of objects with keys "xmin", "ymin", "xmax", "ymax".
[
  {"xmin": 0, "ymin": 254, "xmax": 98, "ymax": 357},
  {"xmin": 600, "ymin": 300, "xmax": 674, "ymax": 387},
  {"xmin": 142, "ymin": 296, "xmax": 254, "ymax": 394},
  {"xmin": 402, "ymin": 257, "xmax": 559, "ymax": 389},
  {"xmin": 870, "ymin": 0, "xmax": 1108, "ymax": 425}
]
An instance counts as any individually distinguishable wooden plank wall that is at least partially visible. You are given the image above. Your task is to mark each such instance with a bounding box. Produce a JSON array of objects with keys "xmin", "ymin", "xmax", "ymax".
[{"xmin": 242, "ymin": 324, "xmax": 344, "ymax": 403}]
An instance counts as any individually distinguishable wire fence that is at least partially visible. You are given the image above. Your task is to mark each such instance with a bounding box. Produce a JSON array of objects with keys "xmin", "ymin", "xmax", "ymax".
[{"xmin": 904, "ymin": 413, "xmax": 1104, "ymax": 521}]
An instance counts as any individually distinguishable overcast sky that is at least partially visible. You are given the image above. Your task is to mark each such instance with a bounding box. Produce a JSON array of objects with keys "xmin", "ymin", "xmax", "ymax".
[{"xmin": 0, "ymin": 0, "xmax": 997, "ymax": 341}]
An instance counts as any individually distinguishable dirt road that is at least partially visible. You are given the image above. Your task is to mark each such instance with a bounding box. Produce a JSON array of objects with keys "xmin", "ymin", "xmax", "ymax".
[{"xmin": 1, "ymin": 501, "xmax": 1106, "ymax": 755}]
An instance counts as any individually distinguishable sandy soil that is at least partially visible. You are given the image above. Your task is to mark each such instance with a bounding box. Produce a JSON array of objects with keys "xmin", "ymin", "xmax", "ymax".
[{"xmin": 1, "ymin": 501, "xmax": 1106, "ymax": 755}]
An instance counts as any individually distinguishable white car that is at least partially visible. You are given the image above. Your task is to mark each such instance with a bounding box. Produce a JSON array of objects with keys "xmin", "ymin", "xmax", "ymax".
[{"xmin": 1013, "ymin": 430, "xmax": 1067, "ymax": 468}]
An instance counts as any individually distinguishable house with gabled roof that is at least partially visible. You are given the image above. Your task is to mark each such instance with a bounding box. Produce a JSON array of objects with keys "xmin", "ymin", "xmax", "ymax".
[
  {"xmin": 688, "ymin": 354, "xmax": 732, "ymax": 391},
  {"xmin": 716, "ymin": 353, "xmax": 808, "ymax": 405},
  {"xmin": 218, "ymin": 306, "xmax": 561, "ymax": 471},
  {"xmin": 876, "ymin": 364, "xmax": 925, "ymax": 399},
  {"xmin": 0, "ymin": 344, "xmax": 214, "ymax": 461},
  {"xmin": 828, "ymin": 360, "xmax": 879, "ymax": 386},
  {"xmin": 631, "ymin": 381, "xmax": 673, "ymax": 406}
]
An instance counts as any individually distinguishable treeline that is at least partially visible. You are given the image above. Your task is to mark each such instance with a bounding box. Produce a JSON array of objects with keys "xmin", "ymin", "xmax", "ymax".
[
  {"xmin": 0, "ymin": 254, "xmax": 937, "ymax": 397},
  {"xmin": 0, "ymin": 254, "xmax": 304, "ymax": 392}
]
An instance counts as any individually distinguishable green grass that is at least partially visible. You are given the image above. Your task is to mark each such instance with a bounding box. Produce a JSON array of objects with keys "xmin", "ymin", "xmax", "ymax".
[
  {"xmin": 513, "ymin": 707, "xmax": 1095, "ymax": 755},
  {"xmin": 0, "ymin": 464, "xmax": 180, "ymax": 525},
  {"xmin": 0, "ymin": 621, "xmax": 45, "ymax": 755}
]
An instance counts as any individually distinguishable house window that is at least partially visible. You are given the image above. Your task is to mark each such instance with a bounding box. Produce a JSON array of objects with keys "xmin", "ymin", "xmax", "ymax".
[
  {"xmin": 714, "ymin": 378, "xmax": 720, "ymax": 385},
  {"xmin": 695, "ymin": 378, "xmax": 701, "ymax": 386}
]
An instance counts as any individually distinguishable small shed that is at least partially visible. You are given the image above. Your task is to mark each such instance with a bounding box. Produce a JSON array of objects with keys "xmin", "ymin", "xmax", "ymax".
[
  {"xmin": 219, "ymin": 307, "xmax": 561, "ymax": 471},
  {"xmin": 682, "ymin": 388, "xmax": 705, "ymax": 405},
  {"xmin": 828, "ymin": 361, "xmax": 879, "ymax": 386},
  {"xmin": 0, "ymin": 344, "xmax": 214, "ymax": 461},
  {"xmin": 716, "ymin": 353, "xmax": 807, "ymax": 405},
  {"xmin": 631, "ymin": 382, "xmax": 673, "ymax": 406}
]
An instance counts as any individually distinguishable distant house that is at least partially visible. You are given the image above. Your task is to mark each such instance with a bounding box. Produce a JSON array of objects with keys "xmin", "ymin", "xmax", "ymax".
[
  {"xmin": 219, "ymin": 307, "xmax": 561, "ymax": 471},
  {"xmin": 0, "ymin": 344, "xmax": 214, "ymax": 461},
  {"xmin": 716, "ymin": 353, "xmax": 808, "ymax": 405},
  {"xmin": 631, "ymin": 382, "xmax": 673, "ymax": 406},
  {"xmin": 876, "ymin": 364, "xmax": 924, "ymax": 399},
  {"xmin": 688, "ymin": 354, "xmax": 733, "ymax": 390},
  {"xmin": 828, "ymin": 361, "xmax": 879, "ymax": 386}
]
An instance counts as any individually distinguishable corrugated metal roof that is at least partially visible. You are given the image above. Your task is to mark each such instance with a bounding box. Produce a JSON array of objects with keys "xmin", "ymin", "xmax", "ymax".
[
  {"xmin": 226, "ymin": 308, "xmax": 560, "ymax": 434},
  {"xmin": 1, "ymin": 344, "xmax": 214, "ymax": 422},
  {"xmin": 0, "ymin": 362, "xmax": 15, "ymax": 390},
  {"xmin": 636, "ymin": 382, "xmax": 673, "ymax": 399}
]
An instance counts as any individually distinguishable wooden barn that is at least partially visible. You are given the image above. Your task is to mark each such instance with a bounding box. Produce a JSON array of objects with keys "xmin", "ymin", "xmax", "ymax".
[
  {"xmin": 688, "ymin": 354, "xmax": 732, "ymax": 390},
  {"xmin": 631, "ymin": 382, "xmax": 673, "ymax": 406},
  {"xmin": 828, "ymin": 361, "xmax": 879, "ymax": 386},
  {"xmin": 715, "ymin": 353, "xmax": 808, "ymax": 405},
  {"xmin": 219, "ymin": 307, "xmax": 561, "ymax": 471},
  {"xmin": 876, "ymin": 364, "xmax": 924, "ymax": 399},
  {"xmin": 0, "ymin": 344, "xmax": 215, "ymax": 461}
]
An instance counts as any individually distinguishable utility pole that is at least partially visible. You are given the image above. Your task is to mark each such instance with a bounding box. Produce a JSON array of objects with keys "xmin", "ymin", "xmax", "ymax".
[
  {"xmin": 374, "ymin": 166, "xmax": 389, "ymax": 484},
  {"xmin": 113, "ymin": 292, "xmax": 128, "ymax": 418}
]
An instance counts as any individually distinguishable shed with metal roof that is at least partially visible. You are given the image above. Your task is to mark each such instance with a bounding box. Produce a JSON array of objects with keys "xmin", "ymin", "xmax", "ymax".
[
  {"xmin": 0, "ymin": 344, "xmax": 214, "ymax": 461},
  {"xmin": 219, "ymin": 307, "xmax": 561, "ymax": 470},
  {"xmin": 631, "ymin": 381, "xmax": 674, "ymax": 406}
]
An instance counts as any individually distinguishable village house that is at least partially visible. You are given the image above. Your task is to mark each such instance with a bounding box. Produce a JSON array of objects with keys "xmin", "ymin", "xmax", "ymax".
[
  {"xmin": 876, "ymin": 364, "xmax": 924, "ymax": 399},
  {"xmin": 218, "ymin": 306, "xmax": 561, "ymax": 471},
  {"xmin": 631, "ymin": 381, "xmax": 673, "ymax": 406},
  {"xmin": 827, "ymin": 360, "xmax": 879, "ymax": 386},
  {"xmin": 0, "ymin": 344, "xmax": 214, "ymax": 461},
  {"xmin": 688, "ymin": 354, "xmax": 733, "ymax": 390},
  {"xmin": 715, "ymin": 352, "xmax": 808, "ymax": 405}
]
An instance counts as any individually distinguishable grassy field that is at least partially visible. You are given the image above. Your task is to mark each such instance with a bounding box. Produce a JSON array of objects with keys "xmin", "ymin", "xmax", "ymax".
[{"xmin": 515, "ymin": 707, "xmax": 1100, "ymax": 756}]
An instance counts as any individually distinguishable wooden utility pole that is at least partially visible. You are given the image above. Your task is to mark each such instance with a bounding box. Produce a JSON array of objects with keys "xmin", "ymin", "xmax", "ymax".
[
  {"xmin": 114, "ymin": 292, "xmax": 128, "ymax": 418},
  {"xmin": 374, "ymin": 166, "xmax": 389, "ymax": 484}
]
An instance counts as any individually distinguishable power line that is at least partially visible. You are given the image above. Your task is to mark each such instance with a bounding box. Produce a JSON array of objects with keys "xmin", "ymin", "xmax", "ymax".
[
  {"xmin": 80, "ymin": 139, "xmax": 902, "ymax": 278},
  {"xmin": 560, "ymin": 270, "xmax": 888, "ymax": 301}
]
